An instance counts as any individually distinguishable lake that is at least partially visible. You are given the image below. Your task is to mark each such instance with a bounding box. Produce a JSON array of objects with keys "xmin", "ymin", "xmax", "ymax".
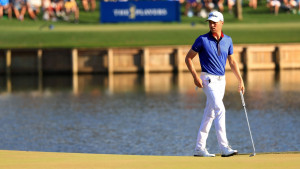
[{"xmin": 0, "ymin": 70, "xmax": 299, "ymax": 155}]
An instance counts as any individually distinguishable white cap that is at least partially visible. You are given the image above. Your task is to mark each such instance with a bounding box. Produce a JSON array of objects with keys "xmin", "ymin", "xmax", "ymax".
[{"xmin": 206, "ymin": 11, "xmax": 224, "ymax": 22}]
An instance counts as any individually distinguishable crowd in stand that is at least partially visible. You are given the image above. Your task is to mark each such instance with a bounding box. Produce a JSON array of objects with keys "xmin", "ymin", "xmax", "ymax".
[
  {"xmin": 0, "ymin": 0, "xmax": 299, "ymax": 22},
  {"xmin": 182, "ymin": 0, "xmax": 300, "ymax": 16},
  {"xmin": 0, "ymin": 0, "xmax": 96, "ymax": 22}
]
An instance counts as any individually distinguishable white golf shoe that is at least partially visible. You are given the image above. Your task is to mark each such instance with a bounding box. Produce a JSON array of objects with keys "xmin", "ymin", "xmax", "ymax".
[
  {"xmin": 221, "ymin": 146, "xmax": 238, "ymax": 157},
  {"xmin": 194, "ymin": 148, "xmax": 216, "ymax": 157}
]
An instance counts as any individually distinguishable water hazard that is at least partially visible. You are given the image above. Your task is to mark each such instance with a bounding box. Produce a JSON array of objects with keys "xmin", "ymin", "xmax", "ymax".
[{"xmin": 0, "ymin": 70, "xmax": 299, "ymax": 155}]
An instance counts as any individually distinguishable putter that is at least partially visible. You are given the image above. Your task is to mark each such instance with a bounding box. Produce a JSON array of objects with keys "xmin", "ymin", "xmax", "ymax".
[{"xmin": 240, "ymin": 91, "xmax": 256, "ymax": 157}]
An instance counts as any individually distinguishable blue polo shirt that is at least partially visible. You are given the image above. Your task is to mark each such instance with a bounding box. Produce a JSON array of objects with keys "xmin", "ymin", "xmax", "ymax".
[{"xmin": 191, "ymin": 32, "xmax": 233, "ymax": 76}]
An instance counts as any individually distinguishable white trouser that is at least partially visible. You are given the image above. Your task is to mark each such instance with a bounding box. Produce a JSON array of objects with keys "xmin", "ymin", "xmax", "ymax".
[{"xmin": 195, "ymin": 72, "xmax": 229, "ymax": 151}]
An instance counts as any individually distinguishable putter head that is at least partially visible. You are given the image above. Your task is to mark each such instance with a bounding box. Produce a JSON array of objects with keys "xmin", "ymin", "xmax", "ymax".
[{"xmin": 249, "ymin": 153, "xmax": 256, "ymax": 157}]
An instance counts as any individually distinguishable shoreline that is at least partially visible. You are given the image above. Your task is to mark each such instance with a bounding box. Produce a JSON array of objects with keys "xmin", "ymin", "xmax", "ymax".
[{"xmin": 1, "ymin": 43, "xmax": 300, "ymax": 75}]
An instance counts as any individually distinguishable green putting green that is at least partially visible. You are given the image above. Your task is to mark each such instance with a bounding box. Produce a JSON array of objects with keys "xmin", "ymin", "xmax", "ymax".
[{"xmin": 0, "ymin": 150, "xmax": 299, "ymax": 169}]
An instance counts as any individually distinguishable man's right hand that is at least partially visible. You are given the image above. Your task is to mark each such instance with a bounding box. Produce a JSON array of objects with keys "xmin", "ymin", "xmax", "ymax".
[
  {"xmin": 185, "ymin": 49, "xmax": 203, "ymax": 88},
  {"xmin": 194, "ymin": 77, "xmax": 203, "ymax": 88}
]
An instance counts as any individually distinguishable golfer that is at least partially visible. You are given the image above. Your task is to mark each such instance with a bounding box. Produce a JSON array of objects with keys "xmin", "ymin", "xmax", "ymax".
[{"xmin": 185, "ymin": 11, "xmax": 245, "ymax": 157}]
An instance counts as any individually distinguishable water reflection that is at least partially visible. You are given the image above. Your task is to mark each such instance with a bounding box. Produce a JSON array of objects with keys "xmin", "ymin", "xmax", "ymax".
[
  {"xmin": 2, "ymin": 70, "xmax": 300, "ymax": 94},
  {"xmin": 0, "ymin": 70, "xmax": 299, "ymax": 155}
]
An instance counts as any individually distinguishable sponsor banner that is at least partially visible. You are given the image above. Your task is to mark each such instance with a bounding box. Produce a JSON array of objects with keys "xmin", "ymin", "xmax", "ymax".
[{"xmin": 100, "ymin": 1, "xmax": 180, "ymax": 23}]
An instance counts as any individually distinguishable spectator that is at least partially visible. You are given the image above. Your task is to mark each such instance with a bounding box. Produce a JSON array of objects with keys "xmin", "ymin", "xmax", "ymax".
[
  {"xmin": 54, "ymin": 0, "xmax": 64, "ymax": 18},
  {"xmin": 184, "ymin": 0, "xmax": 202, "ymax": 17},
  {"xmin": 82, "ymin": 0, "xmax": 96, "ymax": 12},
  {"xmin": 64, "ymin": 0, "xmax": 79, "ymax": 23},
  {"xmin": 267, "ymin": 0, "xmax": 281, "ymax": 15},
  {"xmin": 204, "ymin": 0, "xmax": 215, "ymax": 12},
  {"xmin": 27, "ymin": 0, "xmax": 41, "ymax": 20},
  {"xmin": 283, "ymin": 0, "xmax": 298, "ymax": 14},
  {"xmin": 42, "ymin": 0, "xmax": 53, "ymax": 21},
  {"xmin": 203, "ymin": 0, "xmax": 223, "ymax": 12},
  {"xmin": 216, "ymin": 0, "xmax": 224, "ymax": 12},
  {"xmin": 0, "ymin": 0, "xmax": 12, "ymax": 19},
  {"xmin": 13, "ymin": 0, "xmax": 26, "ymax": 21},
  {"xmin": 249, "ymin": 0, "xmax": 257, "ymax": 9},
  {"xmin": 227, "ymin": 0, "xmax": 235, "ymax": 14},
  {"xmin": 297, "ymin": 0, "xmax": 300, "ymax": 15}
]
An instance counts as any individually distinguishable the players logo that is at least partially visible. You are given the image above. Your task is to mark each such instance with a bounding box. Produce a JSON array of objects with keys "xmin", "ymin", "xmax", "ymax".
[{"xmin": 129, "ymin": 4, "xmax": 136, "ymax": 19}]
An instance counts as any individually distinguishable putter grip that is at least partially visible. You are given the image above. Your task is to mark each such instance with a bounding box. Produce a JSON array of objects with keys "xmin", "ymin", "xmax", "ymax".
[{"xmin": 240, "ymin": 91, "xmax": 246, "ymax": 107}]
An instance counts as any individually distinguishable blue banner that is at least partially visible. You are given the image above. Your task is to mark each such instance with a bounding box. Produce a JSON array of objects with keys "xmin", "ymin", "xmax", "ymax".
[{"xmin": 100, "ymin": 1, "xmax": 181, "ymax": 23}]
